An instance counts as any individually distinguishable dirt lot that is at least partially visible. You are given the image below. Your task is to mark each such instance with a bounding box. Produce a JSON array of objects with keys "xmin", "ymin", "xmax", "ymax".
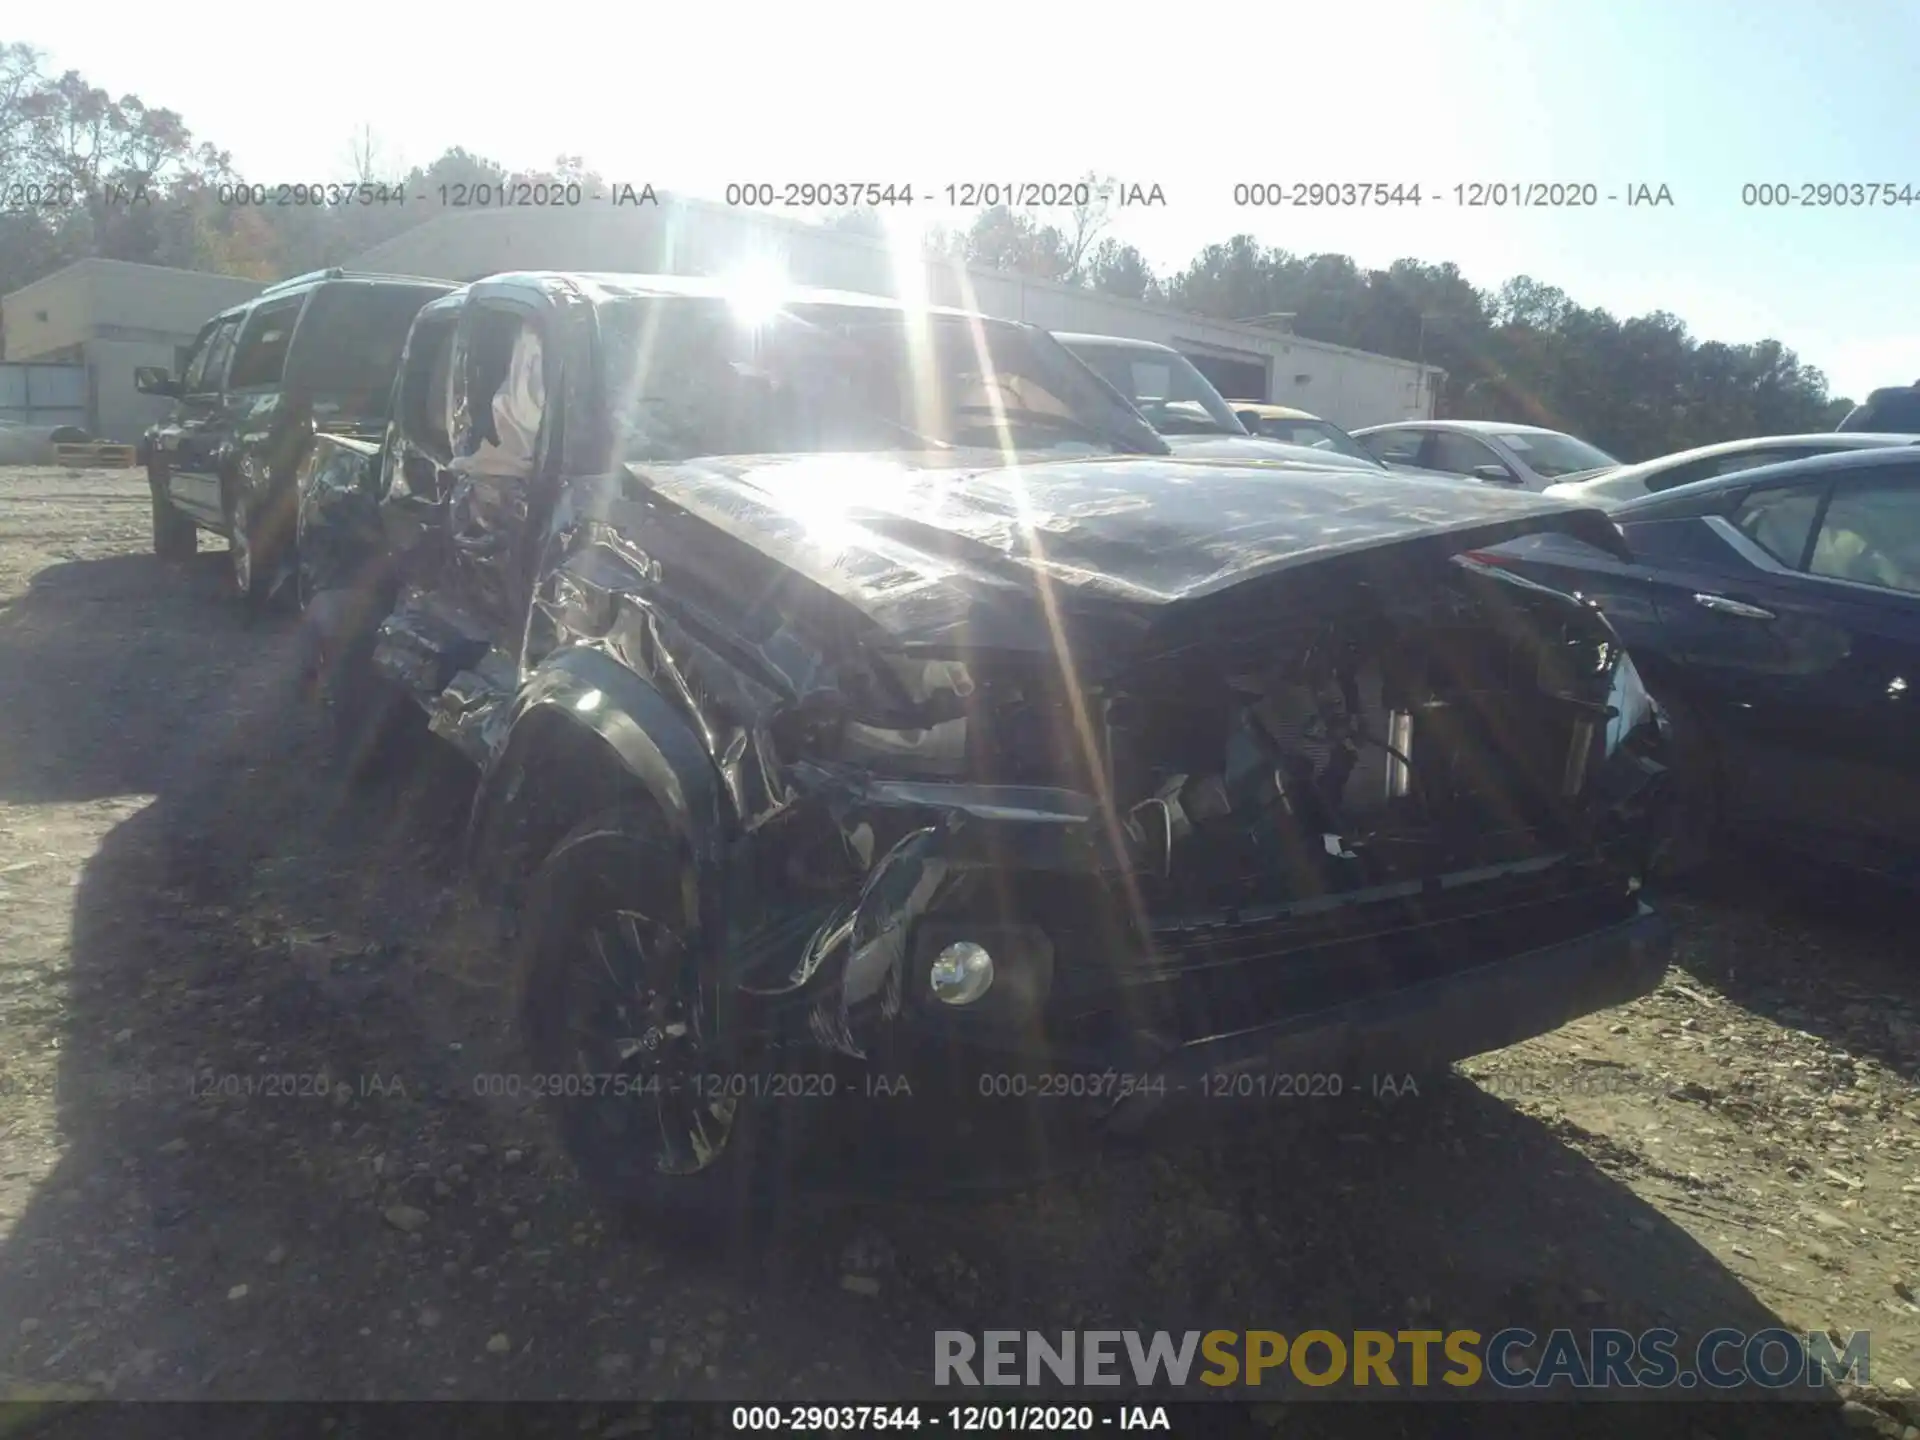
[{"xmin": 0, "ymin": 466, "xmax": 1915, "ymax": 1433}]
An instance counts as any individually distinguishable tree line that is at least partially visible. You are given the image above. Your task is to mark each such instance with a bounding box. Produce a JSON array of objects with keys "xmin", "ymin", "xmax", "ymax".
[{"xmin": 2, "ymin": 41, "xmax": 1849, "ymax": 460}]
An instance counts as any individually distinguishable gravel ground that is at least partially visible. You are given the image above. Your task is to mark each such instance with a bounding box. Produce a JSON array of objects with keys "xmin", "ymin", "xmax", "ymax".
[{"xmin": 0, "ymin": 466, "xmax": 1915, "ymax": 1434}]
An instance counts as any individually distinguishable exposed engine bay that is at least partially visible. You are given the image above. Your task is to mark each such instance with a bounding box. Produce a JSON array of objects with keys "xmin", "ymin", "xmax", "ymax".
[{"xmin": 792, "ymin": 555, "xmax": 1649, "ymax": 915}]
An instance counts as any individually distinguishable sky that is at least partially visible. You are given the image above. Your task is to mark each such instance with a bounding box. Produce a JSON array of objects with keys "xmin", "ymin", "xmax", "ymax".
[{"xmin": 18, "ymin": 0, "xmax": 1920, "ymax": 401}]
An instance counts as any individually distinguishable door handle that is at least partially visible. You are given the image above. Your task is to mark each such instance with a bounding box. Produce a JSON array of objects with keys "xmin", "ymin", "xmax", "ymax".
[{"xmin": 1693, "ymin": 592, "xmax": 1774, "ymax": 620}]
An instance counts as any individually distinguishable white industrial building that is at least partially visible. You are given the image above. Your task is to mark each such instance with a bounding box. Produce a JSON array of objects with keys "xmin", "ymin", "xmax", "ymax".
[
  {"xmin": 350, "ymin": 197, "xmax": 1442, "ymax": 430},
  {"xmin": 0, "ymin": 258, "xmax": 265, "ymax": 442}
]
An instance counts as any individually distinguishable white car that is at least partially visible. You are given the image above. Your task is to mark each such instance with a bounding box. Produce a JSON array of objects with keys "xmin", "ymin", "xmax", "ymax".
[
  {"xmin": 1541, "ymin": 432, "xmax": 1920, "ymax": 508},
  {"xmin": 1352, "ymin": 420, "xmax": 1618, "ymax": 492},
  {"xmin": 1054, "ymin": 333, "xmax": 1387, "ymax": 473}
]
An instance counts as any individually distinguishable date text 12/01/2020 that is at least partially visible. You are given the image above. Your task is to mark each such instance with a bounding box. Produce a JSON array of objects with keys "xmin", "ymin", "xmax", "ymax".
[
  {"xmin": 466, "ymin": 1069, "xmax": 1427, "ymax": 1103},
  {"xmin": 730, "ymin": 1405, "xmax": 1171, "ymax": 1432},
  {"xmin": 467, "ymin": 1069, "xmax": 1426, "ymax": 1103},
  {"xmin": 1227, "ymin": 181, "xmax": 1675, "ymax": 207},
  {"xmin": 198, "ymin": 181, "xmax": 662, "ymax": 208},
  {"xmin": 719, "ymin": 182, "xmax": 1169, "ymax": 209}
]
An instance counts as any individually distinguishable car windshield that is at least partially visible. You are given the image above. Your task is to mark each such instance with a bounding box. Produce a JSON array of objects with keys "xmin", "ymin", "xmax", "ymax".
[
  {"xmin": 1494, "ymin": 430, "xmax": 1619, "ymax": 478},
  {"xmin": 1061, "ymin": 342, "xmax": 1245, "ymax": 436},
  {"xmin": 597, "ymin": 299, "xmax": 1169, "ymax": 464},
  {"xmin": 1244, "ymin": 415, "xmax": 1376, "ymax": 463}
]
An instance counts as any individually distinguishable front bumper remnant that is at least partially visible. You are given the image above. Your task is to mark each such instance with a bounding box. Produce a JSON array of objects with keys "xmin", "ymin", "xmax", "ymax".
[{"xmin": 1101, "ymin": 902, "xmax": 1671, "ymax": 1132}]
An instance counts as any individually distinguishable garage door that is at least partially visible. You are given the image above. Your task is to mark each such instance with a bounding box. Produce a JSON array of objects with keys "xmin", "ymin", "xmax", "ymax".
[{"xmin": 0, "ymin": 363, "xmax": 88, "ymax": 431}]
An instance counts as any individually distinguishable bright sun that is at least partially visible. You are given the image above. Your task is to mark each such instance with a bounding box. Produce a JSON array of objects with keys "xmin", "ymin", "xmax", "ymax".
[{"xmin": 724, "ymin": 259, "xmax": 788, "ymax": 326}]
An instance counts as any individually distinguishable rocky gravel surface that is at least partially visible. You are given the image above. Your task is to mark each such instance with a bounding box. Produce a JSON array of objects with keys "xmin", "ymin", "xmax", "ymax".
[{"xmin": 0, "ymin": 466, "xmax": 1914, "ymax": 1436}]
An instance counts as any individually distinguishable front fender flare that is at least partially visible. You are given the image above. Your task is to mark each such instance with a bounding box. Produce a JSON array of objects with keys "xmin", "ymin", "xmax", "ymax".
[{"xmin": 467, "ymin": 646, "xmax": 730, "ymax": 886}]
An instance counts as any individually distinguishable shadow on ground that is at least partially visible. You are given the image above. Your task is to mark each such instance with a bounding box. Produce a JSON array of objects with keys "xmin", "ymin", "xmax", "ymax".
[{"xmin": 1652, "ymin": 853, "xmax": 1920, "ymax": 1087}]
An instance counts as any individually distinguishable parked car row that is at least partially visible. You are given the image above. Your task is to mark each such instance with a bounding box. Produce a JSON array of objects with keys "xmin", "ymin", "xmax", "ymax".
[
  {"xmin": 135, "ymin": 269, "xmax": 1687, "ymax": 1229},
  {"xmin": 1052, "ymin": 333, "xmax": 1468, "ymax": 481},
  {"xmin": 137, "ymin": 267, "xmax": 457, "ymax": 606}
]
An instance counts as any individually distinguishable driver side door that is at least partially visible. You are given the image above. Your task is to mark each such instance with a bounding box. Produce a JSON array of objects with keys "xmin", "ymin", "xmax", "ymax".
[{"xmin": 154, "ymin": 313, "xmax": 244, "ymax": 525}]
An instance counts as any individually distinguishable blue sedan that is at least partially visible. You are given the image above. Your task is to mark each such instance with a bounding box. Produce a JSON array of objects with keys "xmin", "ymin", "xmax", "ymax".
[{"xmin": 1474, "ymin": 446, "xmax": 1920, "ymax": 882}]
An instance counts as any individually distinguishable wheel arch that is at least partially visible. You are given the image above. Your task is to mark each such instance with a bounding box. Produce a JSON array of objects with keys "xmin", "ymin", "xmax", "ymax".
[{"xmin": 467, "ymin": 647, "xmax": 731, "ymax": 907}]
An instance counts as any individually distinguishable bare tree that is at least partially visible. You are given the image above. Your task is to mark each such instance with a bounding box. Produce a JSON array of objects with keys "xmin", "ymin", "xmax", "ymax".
[
  {"xmin": 0, "ymin": 42, "xmax": 45, "ymax": 166},
  {"xmin": 346, "ymin": 123, "xmax": 387, "ymax": 184},
  {"xmin": 1057, "ymin": 171, "xmax": 1117, "ymax": 284}
]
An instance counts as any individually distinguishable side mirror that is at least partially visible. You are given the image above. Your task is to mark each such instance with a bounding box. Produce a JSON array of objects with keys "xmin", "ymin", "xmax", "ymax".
[
  {"xmin": 1471, "ymin": 463, "xmax": 1520, "ymax": 484},
  {"xmin": 135, "ymin": 366, "xmax": 182, "ymax": 398},
  {"xmin": 1234, "ymin": 410, "xmax": 1262, "ymax": 430}
]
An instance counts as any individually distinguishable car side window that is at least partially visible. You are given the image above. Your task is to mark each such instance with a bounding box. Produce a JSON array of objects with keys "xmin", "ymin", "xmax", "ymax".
[
  {"xmin": 177, "ymin": 322, "xmax": 218, "ymax": 392},
  {"xmin": 1731, "ymin": 484, "xmax": 1825, "ymax": 566},
  {"xmin": 1362, "ymin": 428, "xmax": 1424, "ymax": 465},
  {"xmin": 1428, "ymin": 431, "xmax": 1503, "ymax": 475},
  {"xmin": 1643, "ymin": 457, "xmax": 1721, "ymax": 494},
  {"xmin": 1807, "ymin": 478, "xmax": 1920, "ymax": 595},
  {"xmin": 1713, "ymin": 450, "xmax": 1800, "ymax": 477},
  {"xmin": 183, "ymin": 316, "xmax": 242, "ymax": 395},
  {"xmin": 225, "ymin": 297, "xmax": 305, "ymax": 390}
]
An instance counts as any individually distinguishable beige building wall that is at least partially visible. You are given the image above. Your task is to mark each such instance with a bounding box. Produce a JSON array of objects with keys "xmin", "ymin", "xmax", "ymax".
[{"xmin": 2, "ymin": 259, "xmax": 265, "ymax": 441}]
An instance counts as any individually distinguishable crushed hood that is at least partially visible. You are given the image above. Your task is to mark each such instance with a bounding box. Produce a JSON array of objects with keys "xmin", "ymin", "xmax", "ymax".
[{"xmin": 617, "ymin": 450, "xmax": 1625, "ymax": 654}]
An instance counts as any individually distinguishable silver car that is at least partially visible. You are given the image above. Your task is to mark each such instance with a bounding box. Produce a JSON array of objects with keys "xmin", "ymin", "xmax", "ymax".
[
  {"xmin": 1352, "ymin": 420, "xmax": 1619, "ymax": 492},
  {"xmin": 1541, "ymin": 432, "xmax": 1920, "ymax": 508}
]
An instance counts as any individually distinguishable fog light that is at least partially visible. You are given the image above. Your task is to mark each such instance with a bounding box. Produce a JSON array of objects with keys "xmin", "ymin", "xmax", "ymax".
[{"xmin": 929, "ymin": 941, "xmax": 994, "ymax": 1006}]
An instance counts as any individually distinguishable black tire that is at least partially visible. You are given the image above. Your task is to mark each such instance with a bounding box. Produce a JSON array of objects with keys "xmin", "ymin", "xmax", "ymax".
[
  {"xmin": 226, "ymin": 486, "xmax": 270, "ymax": 608},
  {"xmin": 518, "ymin": 808, "xmax": 782, "ymax": 1233},
  {"xmin": 1650, "ymin": 691, "xmax": 1720, "ymax": 880},
  {"xmin": 148, "ymin": 472, "xmax": 196, "ymax": 561},
  {"xmin": 326, "ymin": 629, "xmax": 426, "ymax": 782}
]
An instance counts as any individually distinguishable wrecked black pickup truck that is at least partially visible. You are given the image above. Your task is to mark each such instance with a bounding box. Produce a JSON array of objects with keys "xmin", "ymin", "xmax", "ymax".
[{"xmin": 297, "ymin": 271, "xmax": 1674, "ymax": 1223}]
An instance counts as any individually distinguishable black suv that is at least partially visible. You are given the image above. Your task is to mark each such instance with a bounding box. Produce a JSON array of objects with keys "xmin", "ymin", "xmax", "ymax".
[
  {"xmin": 1837, "ymin": 383, "xmax": 1920, "ymax": 434},
  {"xmin": 138, "ymin": 268, "xmax": 454, "ymax": 604}
]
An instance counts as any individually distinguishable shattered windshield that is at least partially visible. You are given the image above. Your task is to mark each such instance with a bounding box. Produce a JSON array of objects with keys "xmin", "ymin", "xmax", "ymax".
[{"xmin": 597, "ymin": 298, "xmax": 1169, "ymax": 464}]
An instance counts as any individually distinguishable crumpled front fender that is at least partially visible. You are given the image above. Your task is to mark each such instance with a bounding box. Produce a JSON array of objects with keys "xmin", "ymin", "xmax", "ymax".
[{"xmin": 470, "ymin": 646, "xmax": 731, "ymax": 882}]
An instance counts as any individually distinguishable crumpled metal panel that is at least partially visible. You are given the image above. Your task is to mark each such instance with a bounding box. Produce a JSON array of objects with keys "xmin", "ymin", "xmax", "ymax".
[
  {"xmin": 428, "ymin": 649, "xmax": 521, "ymax": 765},
  {"xmin": 529, "ymin": 484, "xmax": 813, "ymax": 836},
  {"xmin": 294, "ymin": 431, "xmax": 384, "ymax": 603},
  {"xmin": 618, "ymin": 451, "xmax": 1631, "ymax": 654}
]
